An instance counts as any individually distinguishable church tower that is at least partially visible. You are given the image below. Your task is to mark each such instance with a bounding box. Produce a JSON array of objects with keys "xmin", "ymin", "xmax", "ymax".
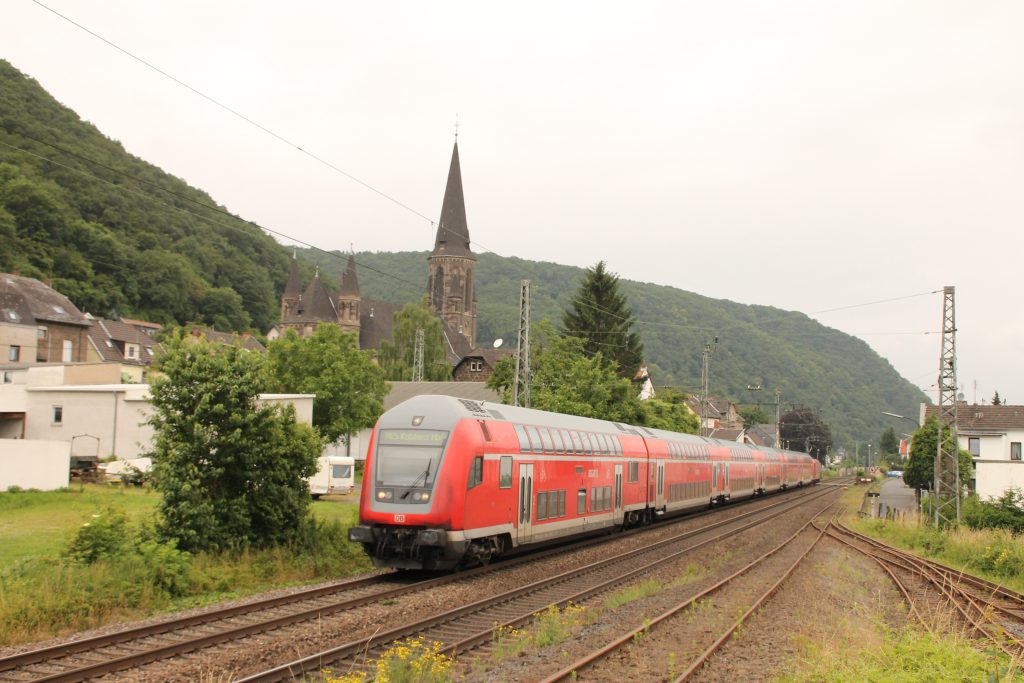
[
  {"xmin": 336, "ymin": 253, "xmax": 361, "ymax": 336},
  {"xmin": 280, "ymin": 251, "xmax": 302, "ymax": 322},
  {"xmin": 427, "ymin": 140, "xmax": 477, "ymax": 348}
]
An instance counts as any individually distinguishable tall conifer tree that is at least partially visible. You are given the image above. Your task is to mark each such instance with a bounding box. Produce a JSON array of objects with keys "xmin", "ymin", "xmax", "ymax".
[{"xmin": 562, "ymin": 261, "xmax": 644, "ymax": 377}]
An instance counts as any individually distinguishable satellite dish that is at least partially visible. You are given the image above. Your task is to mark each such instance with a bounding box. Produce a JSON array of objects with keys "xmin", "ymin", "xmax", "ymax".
[{"xmin": 493, "ymin": 338, "xmax": 503, "ymax": 349}]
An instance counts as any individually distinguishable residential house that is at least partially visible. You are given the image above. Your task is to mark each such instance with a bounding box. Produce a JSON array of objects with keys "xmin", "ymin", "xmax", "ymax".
[
  {"xmin": 452, "ymin": 347, "xmax": 514, "ymax": 382},
  {"xmin": 86, "ymin": 317, "xmax": 164, "ymax": 382},
  {"xmin": 921, "ymin": 403, "xmax": 1024, "ymax": 501},
  {"xmin": 0, "ymin": 274, "xmax": 92, "ymax": 364}
]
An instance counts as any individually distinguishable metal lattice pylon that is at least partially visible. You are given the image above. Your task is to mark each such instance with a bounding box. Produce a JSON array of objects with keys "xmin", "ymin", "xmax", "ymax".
[
  {"xmin": 412, "ymin": 328, "xmax": 424, "ymax": 382},
  {"xmin": 934, "ymin": 285, "xmax": 960, "ymax": 527},
  {"xmin": 513, "ymin": 280, "xmax": 531, "ymax": 408}
]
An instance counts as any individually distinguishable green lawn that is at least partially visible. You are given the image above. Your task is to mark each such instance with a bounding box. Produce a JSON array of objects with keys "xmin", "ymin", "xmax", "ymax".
[
  {"xmin": 0, "ymin": 485, "xmax": 362, "ymax": 566},
  {"xmin": 0, "ymin": 485, "xmax": 159, "ymax": 566}
]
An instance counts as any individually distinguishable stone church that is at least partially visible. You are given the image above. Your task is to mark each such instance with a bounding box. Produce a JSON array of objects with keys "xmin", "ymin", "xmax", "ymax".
[{"xmin": 268, "ymin": 141, "xmax": 481, "ymax": 367}]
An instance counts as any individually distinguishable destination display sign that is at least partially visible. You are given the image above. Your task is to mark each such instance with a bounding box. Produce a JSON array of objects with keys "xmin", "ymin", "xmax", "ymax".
[{"xmin": 379, "ymin": 429, "xmax": 448, "ymax": 446}]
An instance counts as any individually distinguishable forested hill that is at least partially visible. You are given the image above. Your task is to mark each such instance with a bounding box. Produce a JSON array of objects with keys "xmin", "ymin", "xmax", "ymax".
[
  {"xmin": 304, "ymin": 248, "xmax": 929, "ymax": 447},
  {"xmin": 0, "ymin": 59, "xmax": 292, "ymax": 332}
]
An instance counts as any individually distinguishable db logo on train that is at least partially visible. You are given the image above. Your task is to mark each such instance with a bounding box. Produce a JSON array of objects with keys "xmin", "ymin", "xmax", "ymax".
[{"xmin": 394, "ymin": 514, "xmax": 406, "ymax": 523}]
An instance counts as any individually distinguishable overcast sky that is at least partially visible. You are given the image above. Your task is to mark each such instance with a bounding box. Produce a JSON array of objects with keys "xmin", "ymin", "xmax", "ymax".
[{"xmin": 4, "ymin": 1, "xmax": 1022, "ymax": 407}]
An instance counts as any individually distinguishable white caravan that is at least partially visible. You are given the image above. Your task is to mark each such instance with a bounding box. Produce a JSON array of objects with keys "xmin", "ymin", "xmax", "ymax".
[{"xmin": 309, "ymin": 455, "xmax": 355, "ymax": 499}]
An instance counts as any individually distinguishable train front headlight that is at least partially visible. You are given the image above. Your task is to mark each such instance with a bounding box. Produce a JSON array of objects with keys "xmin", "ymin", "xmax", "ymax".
[
  {"xmin": 376, "ymin": 489, "xmax": 393, "ymax": 502},
  {"xmin": 418, "ymin": 492, "xmax": 430, "ymax": 502}
]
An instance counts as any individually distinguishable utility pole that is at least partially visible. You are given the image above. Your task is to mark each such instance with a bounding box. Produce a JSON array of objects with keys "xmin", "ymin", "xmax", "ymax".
[
  {"xmin": 513, "ymin": 280, "xmax": 531, "ymax": 408},
  {"xmin": 775, "ymin": 389, "xmax": 782, "ymax": 449},
  {"xmin": 699, "ymin": 338, "xmax": 717, "ymax": 437},
  {"xmin": 412, "ymin": 328, "xmax": 424, "ymax": 382},
  {"xmin": 934, "ymin": 285, "xmax": 960, "ymax": 527}
]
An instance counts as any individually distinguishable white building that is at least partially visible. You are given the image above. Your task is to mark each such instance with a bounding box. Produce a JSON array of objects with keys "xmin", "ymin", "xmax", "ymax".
[
  {"xmin": 1, "ymin": 364, "xmax": 313, "ymax": 489},
  {"xmin": 922, "ymin": 403, "xmax": 1024, "ymax": 501}
]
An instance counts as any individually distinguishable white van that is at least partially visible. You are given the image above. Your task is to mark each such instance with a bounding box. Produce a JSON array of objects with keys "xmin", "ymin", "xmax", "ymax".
[{"xmin": 309, "ymin": 455, "xmax": 355, "ymax": 499}]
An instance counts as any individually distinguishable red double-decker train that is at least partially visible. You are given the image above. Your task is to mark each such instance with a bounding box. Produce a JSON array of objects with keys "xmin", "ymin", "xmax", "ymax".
[{"xmin": 348, "ymin": 395, "xmax": 820, "ymax": 570}]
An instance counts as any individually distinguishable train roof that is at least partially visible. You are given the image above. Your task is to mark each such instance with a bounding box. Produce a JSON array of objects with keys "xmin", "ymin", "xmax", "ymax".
[{"xmin": 384, "ymin": 395, "xmax": 815, "ymax": 462}]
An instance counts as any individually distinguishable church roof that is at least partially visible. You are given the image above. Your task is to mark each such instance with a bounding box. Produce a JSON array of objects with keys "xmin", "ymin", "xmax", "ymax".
[
  {"xmin": 340, "ymin": 254, "xmax": 360, "ymax": 296},
  {"xmin": 294, "ymin": 270, "xmax": 337, "ymax": 322},
  {"xmin": 358, "ymin": 299, "xmax": 402, "ymax": 350},
  {"xmin": 283, "ymin": 253, "xmax": 302, "ymax": 300},
  {"xmin": 432, "ymin": 141, "xmax": 473, "ymax": 258}
]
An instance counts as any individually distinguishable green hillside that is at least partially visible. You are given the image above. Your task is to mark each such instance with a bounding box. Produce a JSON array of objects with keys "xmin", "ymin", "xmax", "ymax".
[
  {"xmin": 304, "ymin": 248, "xmax": 928, "ymax": 448},
  {"xmin": 0, "ymin": 60, "xmax": 294, "ymax": 332}
]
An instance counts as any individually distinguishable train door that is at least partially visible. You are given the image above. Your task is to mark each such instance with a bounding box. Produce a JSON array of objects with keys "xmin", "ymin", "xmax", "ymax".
[
  {"xmin": 712, "ymin": 463, "xmax": 719, "ymax": 501},
  {"xmin": 656, "ymin": 462, "xmax": 665, "ymax": 508},
  {"xmin": 614, "ymin": 464, "xmax": 623, "ymax": 520},
  {"xmin": 724, "ymin": 463, "xmax": 730, "ymax": 498},
  {"xmin": 517, "ymin": 463, "xmax": 534, "ymax": 545}
]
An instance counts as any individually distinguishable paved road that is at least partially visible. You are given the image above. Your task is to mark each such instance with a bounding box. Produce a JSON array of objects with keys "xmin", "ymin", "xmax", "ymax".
[{"xmin": 876, "ymin": 476, "xmax": 918, "ymax": 517}]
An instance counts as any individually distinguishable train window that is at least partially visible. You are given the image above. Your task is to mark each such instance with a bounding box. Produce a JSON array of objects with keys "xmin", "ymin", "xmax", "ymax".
[
  {"xmin": 552, "ymin": 429, "xmax": 565, "ymax": 453},
  {"xmin": 540, "ymin": 428, "xmax": 554, "ymax": 453},
  {"xmin": 591, "ymin": 487, "xmax": 599, "ymax": 511},
  {"xmin": 559, "ymin": 490, "xmax": 566, "ymax": 517},
  {"xmin": 569, "ymin": 431, "xmax": 582, "ymax": 453},
  {"xmin": 468, "ymin": 456, "xmax": 484, "ymax": 489},
  {"xmin": 526, "ymin": 426, "xmax": 543, "ymax": 453},
  {"xmin": 613, "ymin": 437, "xmax": 622, "ymax": 456},
  {"xmin": 514, "ymin": 425, "xmax": 530, "ymax": 452},
  {"xmin": 537, "ymin": 491, "xmax": 548, "ymax": 520},
  {"xmin": 578, "ymin": 488, "xmax": 587, "ymax": 514},
  {"xmin": 581, "ymin": 433, "xmax": 593, "ymax": 454},
  {"xmin": 499, "ymin": 456, "xmax": 513, "ymax": 488},
  {"xmin": 628, "ymin": 461, "xmax": 639, "ymax": 482}
]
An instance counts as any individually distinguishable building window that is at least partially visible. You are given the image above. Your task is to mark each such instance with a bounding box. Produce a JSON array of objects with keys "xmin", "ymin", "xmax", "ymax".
[
  {"xmin": 62, "ymin": 340, "xmax": 73, "ymax": 363},
  {"xmin": 1012, "ymin": 443, "xmax": 1022, "ymax": 461},
  {"xmin": 968, "ymin": 437, "xmax": 980, "ymax": 457},
  {"xmin": 52, "ymin": 405, "xmax": 63, "ymax": 425},
  {"xmin": 126, "ymin": 344, "xmax": 139, "ymax": 359},
  {"xmin": 2, "ymin": 371, "xmax": 11, "ymax": 383},
  {"xmin": 8, "ymin": 345, "xmax": 19, "ymax": 361},
  {"xmin": 37, "ymin": 326, "xmax": 47, "ymax": 339}
]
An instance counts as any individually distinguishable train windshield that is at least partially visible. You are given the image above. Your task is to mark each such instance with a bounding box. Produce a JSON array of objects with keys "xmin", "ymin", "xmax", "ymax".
[{"xmin": 375, "ymin": 429, "xmax": 449, "ymax": 487}]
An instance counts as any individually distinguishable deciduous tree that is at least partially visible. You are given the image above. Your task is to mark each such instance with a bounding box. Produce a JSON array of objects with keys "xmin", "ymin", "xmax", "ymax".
[
  {"xmin": 904, "ymin": 416, "xmax": 973, "ymax": 493},
  {"xmin": 266, "ymin": 324, "xmax": 388, "ymax": 445},
  {"xmin": 378, "ymin": 299, "xmax": 450, "ymax": 381},
  {"xmin": 148, "ymin": 333, "xmax": 321, "ymax": 552},
  {"xmin": 779, "ymin": 408, "xmax": 833, "ymax": 463}
]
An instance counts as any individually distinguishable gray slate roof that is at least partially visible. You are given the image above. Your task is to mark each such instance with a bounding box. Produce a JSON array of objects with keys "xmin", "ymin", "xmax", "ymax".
[
  {"xmin": 0, "ymin": 274, "xmax": 92, "ymax": 328},
  {"xmin": 432, "ymin": 142, "xmax": 473, "ymax": 258},
  {"xmin": 87, "ymin": 318, "xmax": 163, "ymax": 365},
  {"xmin": 923, "ymin": 404, "xmax": 1024, "ymax": 432},
  {"xmin": 383, "ymin": 381, "xmax": 501, "ymax": 411}
]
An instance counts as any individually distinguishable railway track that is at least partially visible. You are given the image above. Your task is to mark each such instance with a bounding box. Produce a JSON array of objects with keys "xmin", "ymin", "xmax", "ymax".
[
  {"xmin": 239, "ymin": 484, "xmax": 842, "ymax": 682},
  {"xmin": 537, "ymin": 502, "xmax": 837, "ymax": 682},
  {"xmin": 0, "ymin": 482, "xmax": 844, "ymax": 682},
  {"xmin": 823, "ymin": 521, "xmax": 1024, "ymax": 657}
]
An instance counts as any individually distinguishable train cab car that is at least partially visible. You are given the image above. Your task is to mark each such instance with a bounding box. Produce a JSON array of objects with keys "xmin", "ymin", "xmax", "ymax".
[{"xmin": 348, "ymin": 395, "xmax": 821, "ymax": 571}]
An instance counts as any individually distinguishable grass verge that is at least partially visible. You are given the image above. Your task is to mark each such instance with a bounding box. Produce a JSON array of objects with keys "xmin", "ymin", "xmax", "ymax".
[{"xmin": 0, "ymin": 485, "xmax": 371, "ymax": 646}]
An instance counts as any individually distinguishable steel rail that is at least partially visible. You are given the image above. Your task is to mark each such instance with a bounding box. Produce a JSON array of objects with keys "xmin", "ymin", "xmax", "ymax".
[
  {"xmin": 539, "ymin": 501, "xmax": 837, "ymax": 682},
  {"xmin": 827, "ymin": 522, "xmax": 1024, "ymax": 657},
  {"xmin": 1, "ymin": 484, "xmax": 829, "ymax": 682},
  {"xmin": 237, "ymin": 485, "xmax": 840, "ymax": 682}
]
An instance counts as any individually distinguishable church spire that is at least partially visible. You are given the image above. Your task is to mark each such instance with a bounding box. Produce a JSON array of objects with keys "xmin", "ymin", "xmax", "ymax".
[
  {"xmin": 283, "ymin": 251, "xmax": 302, "ymax": 299},
  {"xmin": 432, "ymin": 141, "xmax": 472, "ymax": 257},
  {"xmin": 340, "ymin": 253, "xmax": 360, "ymax": 296}
]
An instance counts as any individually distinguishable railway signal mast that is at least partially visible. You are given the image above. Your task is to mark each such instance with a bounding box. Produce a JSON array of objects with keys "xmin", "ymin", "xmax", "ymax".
[{"xmin": 934, "ymin": 286, "xmax": 960, "ymax": 527}]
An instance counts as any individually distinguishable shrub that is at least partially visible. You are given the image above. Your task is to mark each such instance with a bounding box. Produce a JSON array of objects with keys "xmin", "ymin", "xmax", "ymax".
[
  {"xmin": 66, "ymin": 508, "xmax": 131, "ymax": 563},
  {"xmin": 963, "ymin": 489, "xmax": 1024, "ymax": 534}
]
